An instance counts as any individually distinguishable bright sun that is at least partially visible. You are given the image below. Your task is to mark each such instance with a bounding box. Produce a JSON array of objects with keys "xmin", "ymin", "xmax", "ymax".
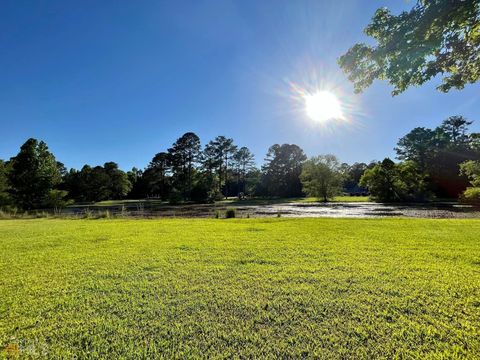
[{"xmin": 304, "ymin": 91, "xmax": 343, "ymax": 122}]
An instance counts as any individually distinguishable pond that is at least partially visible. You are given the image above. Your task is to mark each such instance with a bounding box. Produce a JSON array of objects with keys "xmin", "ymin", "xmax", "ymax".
[{"xmin": 64, "ymin": 201, "xmax": 480, "ymax": 219}]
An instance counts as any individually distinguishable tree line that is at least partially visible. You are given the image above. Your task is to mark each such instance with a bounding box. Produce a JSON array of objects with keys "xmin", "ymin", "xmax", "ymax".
[
  {"xmin": 361, "ymin": 116, "xmax": 480, "ymax": 203},
  {"xmin": 0, "ymin": 115, "xmax": 479, "ymax": 211},
  {"xmin": 0, "ymin": 134, "xmax": 309, "ymax": 210}
]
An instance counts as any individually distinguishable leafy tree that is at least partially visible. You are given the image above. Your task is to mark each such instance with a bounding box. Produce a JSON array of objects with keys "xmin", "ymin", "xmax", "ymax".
[
  {"xmin": 470, "ymin": 133, "xmax": 480, "ymax": 151},
  {"xmin": 126, "ymin": 167, "xmax": 146, "ymax": 199},
  {"xmin": 203, "ymin": 136, "xmax": 237, "ymax": 197},
  {"xmin": 261, "ymin": 144, "xmax": 306, "ymax": 197},
  {"xmin": 232, "ymin": 146, "xmax": 256, "ymax": 195},
  {"xmin": 8, "ymin": 138, "xmax": 62, "ymax": 209},
  {"xmin": 395, "ymin": 127, "xmax": 436, "ymax": 171},
  {"xmin": 300, "ymin": 155, "xmax": 343, "ymax": 201},
  {"xmin": 395, "ymin": 161, "xmax": 432, "ymax": 201},
  {"xmin": 168, "ymin": 132, "xmax": 201, "ymax": 199},
  {"xmin": 45, "ymin": 189, "xmax": 73, "ymax": 212},
  {"xmin": 360, "ymin": 158, "xmax": 430, "ymax": 202},
  {"xmin": 341, "ymin": 162, "xmax": 369, "ymax": 194},
  {"xmin": 64, "ymin": 163, "xmax": 131, "ymax": 202},
  {"xmin": 142, "ymin": 153, "xmax": 172, "ymax": 199},
  {"xmin": 103, "ymin": 162, "xmax": 132, "ymax": 199},
  {"xmin": 459, "ymin": 160, "xmax": 480, "ymax": 204},
  {"xmin": 460, "ymin": 160, "xmax": 480, "ymax": 187},
  {"xmin": 439, "ymin": 115, "xmax": 473, "ymax": 146},
  {"xmin": 0, "ymin": 160, "xmax": 12, "ymax": 206},
  {"xmin": 395, "ymin": 116, "xmax": 479, "ymax": 198},
  {"xmin": 339, "ymin": 1, "xmax": 480, "ymax": 95}
]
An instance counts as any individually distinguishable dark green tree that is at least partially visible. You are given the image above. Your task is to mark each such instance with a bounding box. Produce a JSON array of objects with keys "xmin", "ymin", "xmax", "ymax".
[
  {"xmin": 261, "ymin": 144, "xmax": 307, "ymax": 197},
  {"xmin": 143, "ymin": 152, "xmax": 172, "ymax": 199},
  {"xmin": 439, "ymin": 115, "xmax": 473, "ymax": 146},
  {"xmin": 203, "ymin": 136, "xmax": 237, "ymax": 198},
  {"xmin": 395, "ymin": 127, "xmax": 436, "ymax": 171},
  {"xmin": 341, "ymin": 162, "xmax": 369, "ymax": 194},
  {"xmin": 395, "ymin": 116, "xmax": 479, "ymax": 198},
  {"xmin": 339, "ymin": 1, "xmax": 480, "ymax": 95},
  {"xmin": 8, "ymin": 138, "xmax": 62, "ymax": 209},
  {"xmin": 168, "ymin": 132, "xmax": 201, "ymax": 200},
  {"xmin": 63, "ymin": 163, "xmax": 131, "ymax": 202},
  {"xmin": 103, "ymin": 162, "xmax": 132, "ymax": 199},
  {"xmin": 360, "ymin": 158, "xmax": 430, "ymax": 202},
  {"xmin": 0, "ymin": 160, "xmax": 12, "ymax": 206},
  {"xmin": 232, "ymin": 146, "xmax": 255, "ymax": 195}
]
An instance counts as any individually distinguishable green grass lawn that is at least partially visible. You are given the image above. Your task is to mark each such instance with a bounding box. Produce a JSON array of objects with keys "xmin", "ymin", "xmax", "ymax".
[{"xmin": 1, "ymin": 218, "xmax": 479, "ymax": 358}]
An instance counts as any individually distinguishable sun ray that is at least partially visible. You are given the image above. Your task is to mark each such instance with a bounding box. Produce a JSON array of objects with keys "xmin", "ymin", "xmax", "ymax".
[{"xmin": 304, "ymin": 90, "xmax": 344, "ymax": 122}]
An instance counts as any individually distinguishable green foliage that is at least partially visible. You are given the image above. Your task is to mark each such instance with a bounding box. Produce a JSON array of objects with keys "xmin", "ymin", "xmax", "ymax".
[
  {"xmin": 459, "ymin": 160, "xmax": 480, "ymax": 204},
  {"xmin": 232, "ymin": 146, "xmax": 256, "ymax": 196},
  {"xmin": 0, "ymin": 218, "xmax": 479, "ymax": 357},
  {"xmin": 300, "ymin": 154, "xmax": 343, "ymax": 201},
  {"xmin": 0, "ymin": 160, "xmax": 12, "ymax": 207},
  {"xmin": 261, "ymin": 144, "xmax": 306, "ymax": 198},
  {"xmin": 45, "ymin": 190, "xmax": 74, "ymax": 211},
  {"xmin": 460, "ymin": 160, "xmax": 480, "ymax": 187},
  {"xmin": 339, "ymin": 1, "xmax": 480, "ymax": 95},
  {"xmin": 340, "ymin": 162, "xmax": 370, "ymax": 194},
  {"xmin": 168, "ymin": 189, "xmax": 182, "ymax": 205},
  {"xmin": 395, "ymin": 116, "xmax": 479, "ymax": 198},
  {"xmin": 203, "ymin": 136, "xmax": 237, "ymax": 198},
  {"xmin": 63, "ymin": 162, "xmax": 131, "ymax": 203},
  {"xmin": 8, "ymin": 138, "xmax": 61, "ymax": 209},
  {"xmin": 395, "ymin": 127, "xmax": 436, "ymax": 171},
  {"xmin": 460, "ymin": 187, "xmax": 480, "ymax": 205},
  {"xmin": 360, "ymin": 159, "xmax": 430, "ymax": 202},
  {"xmin": 168, "ymin": 132, "xmax": 201, "ymax": 199}
]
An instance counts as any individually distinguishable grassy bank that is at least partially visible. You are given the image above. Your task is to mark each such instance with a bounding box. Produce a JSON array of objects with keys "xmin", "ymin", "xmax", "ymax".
[
  {"xmin": 1, "ymin": 218, "xmax": 479, "ymax": 358},
  {"xmin": 81, "ymin": 196, "xmax": 371, "ymax": 208}
]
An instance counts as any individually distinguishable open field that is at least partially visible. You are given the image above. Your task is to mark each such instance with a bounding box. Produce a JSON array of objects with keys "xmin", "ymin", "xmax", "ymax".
[{"xmin": 1, "ymin": 218, "xmax": 479, "ymax": 358}]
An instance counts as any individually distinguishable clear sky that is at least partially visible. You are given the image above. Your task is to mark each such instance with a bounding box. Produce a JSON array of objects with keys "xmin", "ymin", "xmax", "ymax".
[{"xmin": 1, "ymin": 0, "xmax": 479, "ymax": 170}]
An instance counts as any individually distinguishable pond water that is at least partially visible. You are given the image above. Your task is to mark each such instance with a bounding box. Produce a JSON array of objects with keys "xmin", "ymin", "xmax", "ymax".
[{"xmin": 65, "ymin": 201, "xmax": 480, "ymax": 219}]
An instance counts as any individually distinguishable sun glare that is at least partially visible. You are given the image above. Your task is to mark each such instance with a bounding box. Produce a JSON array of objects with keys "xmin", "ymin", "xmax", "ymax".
[{"xmin": 304, "ymin": 91, "xmax": 343, "ymax": 122}]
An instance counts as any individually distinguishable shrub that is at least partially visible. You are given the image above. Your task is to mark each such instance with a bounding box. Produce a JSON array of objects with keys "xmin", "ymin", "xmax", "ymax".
[
  {"xmin": 208, "ymin": 189, "xmax": 224, "ymax": 203},
  {"xmin": 97, "ymin": 210, "xmax": 111, "ymax": 219},
  {"xmin": 168, "ymin": 191, "xmax": 182, "ymax": 205},
  {"xmin": 460, "ymin": 187, "xmax": 480, "ymax": 205},
  {"xmin": 214, "ymin": 210, "xmax": 220, "ymax": 219},
  {"xmin": 82, "ymin": 208, "xmax": 93, "ymax": 219},
  {"xmin": 225, "ymin": 208, "xmax": 236, "ymax": 218}
]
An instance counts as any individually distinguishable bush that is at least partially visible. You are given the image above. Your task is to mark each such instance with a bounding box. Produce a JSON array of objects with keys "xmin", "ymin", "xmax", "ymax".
[
  {"xmin": 168, "ymin": 191, "xmax": 182, "ymax": 205},
  {"xmin": 460, "ymin": 187, "xmax": 480, "ymax": 205},
  {"xmin": 97, "ymin": 210, "xmax": 111, "ymax": 219},
  {"xmin": 208, "ymin": 189, "xmax": 224, "ymax": 203},
  {"xmin": 225, "ymin": 208, "xmax": 236, "ymax": 218},
  {"xmin": 190, "ymin": 182, "xmax": 210, "ymax": 203},
  {"xmin": 82, "ymin": 208, "xmax": 93, "ymax": 219}
]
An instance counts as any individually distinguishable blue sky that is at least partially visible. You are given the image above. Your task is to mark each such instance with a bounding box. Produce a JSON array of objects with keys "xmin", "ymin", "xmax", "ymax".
[{"xmin": 1, "ymin": 0, "xmax": 479, "ymax": 170}]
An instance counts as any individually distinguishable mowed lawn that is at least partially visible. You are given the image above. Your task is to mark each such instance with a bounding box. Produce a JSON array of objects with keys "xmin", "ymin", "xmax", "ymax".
[{"xmin": 1, "ymin": 219, "xmax": 479, "ymax": 358}]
